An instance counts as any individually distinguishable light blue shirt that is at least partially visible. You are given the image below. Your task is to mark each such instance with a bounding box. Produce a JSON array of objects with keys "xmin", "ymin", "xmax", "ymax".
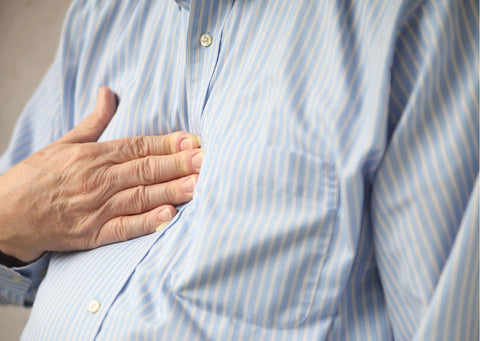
[{"xmin": 0, "ymin": 0, "xmax": 478, "ymax": 339}]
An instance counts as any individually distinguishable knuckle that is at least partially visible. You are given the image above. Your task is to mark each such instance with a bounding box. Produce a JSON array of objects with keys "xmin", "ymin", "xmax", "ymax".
[
  {"xmin": 130, "ymin": 136, "xmax": 150, "ymax": 157},
  {"xmin": 132, "ymin": 185, "xmax": 149, "ymax": 211},
  {"xmin": 131, "ymin": 160, "xmax": 143, "ymax": 179},
  {"xmin": 166, "ymin": 181, "xmax": 181, "ymax": 202},
  {"xmin": 175, "ymin": 153, "xmax": 190, "ymax": 173},
  {"xmin": 98, "ymin": 167, "xmax": 115, "ymax": 191},
  {"xmin": 140, "ymin": 156, "xmax": 156, "ymax": 183},
  {"xmin": 78, "ymin": 178, "xmax": 91, "ymax": 195},
  {"xmin": 113, "ymin": 216, "xmax": 130, "ymax": 242},
  {"xmin": 84, "ymin": 166, "xmax": 110, "ymax": 195},
  {"xmin": 96, "ymin": 200, "xmax": 112, "ymax": 223},
  {"xmin": 91, "ymin": 166, "xmax": 108, "ymax": 188}
]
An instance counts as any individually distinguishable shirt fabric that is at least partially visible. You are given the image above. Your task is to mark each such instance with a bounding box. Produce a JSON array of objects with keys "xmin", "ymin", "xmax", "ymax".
[{"xmin": 0, "ymin": 0, "xmax": 478, "ymax": 340}]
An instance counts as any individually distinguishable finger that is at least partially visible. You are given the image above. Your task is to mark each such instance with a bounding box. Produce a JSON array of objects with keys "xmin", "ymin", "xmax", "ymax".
[
  {"xmin": 99, "ymin": 174, "xmax": 198, "ymax": 219},
  {"xmin": 99, "ymin": 132, "xmax": 201, "ymax": 164},
  {"xmin": 105, "ymin": 148, "xmax": 203, "ymax": 190},
  {"xmin": 93, "ymin": 205, "xmax": 176, "ymax": 246},
  {"xmin": 57, "ymin": 87, "xmax": 117, "ymax": 144}
]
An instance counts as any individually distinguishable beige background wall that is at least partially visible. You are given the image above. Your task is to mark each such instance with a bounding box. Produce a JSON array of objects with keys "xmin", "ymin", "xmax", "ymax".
[{"xmin": 0, "ymin": 0, "xmax": 71, "ymax": 339}]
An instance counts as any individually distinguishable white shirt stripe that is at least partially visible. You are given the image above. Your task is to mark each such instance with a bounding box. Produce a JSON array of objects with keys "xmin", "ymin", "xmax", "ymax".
[{"xmin": 0, "ymin": 0, "xmax": 477, "ymax": 340}]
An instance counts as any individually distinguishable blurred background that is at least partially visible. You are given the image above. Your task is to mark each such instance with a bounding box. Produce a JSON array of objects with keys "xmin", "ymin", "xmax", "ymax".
[{"xmin": 0, "ymin": 0, "xmax": 70, "ymax": 339}]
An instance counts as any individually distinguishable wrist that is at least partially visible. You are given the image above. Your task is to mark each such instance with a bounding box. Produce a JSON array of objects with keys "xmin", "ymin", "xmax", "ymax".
[
  {"xmin": 0, "ymin": 249, "xmax": 30, "ymax": 268},
  {"xmin": 0, "ymin": 239, "xmax": 42, "ymax": 265}
]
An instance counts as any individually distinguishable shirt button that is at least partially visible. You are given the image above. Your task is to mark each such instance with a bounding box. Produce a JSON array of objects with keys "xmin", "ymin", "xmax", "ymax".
[
  {"xmin": 88, "ymin": 300, "xmax": 101, "ymax": 313},
  {"xmin": 200, "ymin": 33, "xmax": 213, "ymax": 47}
]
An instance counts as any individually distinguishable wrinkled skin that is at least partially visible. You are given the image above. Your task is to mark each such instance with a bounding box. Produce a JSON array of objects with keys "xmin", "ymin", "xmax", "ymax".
[{"xmin": 0, "ymin": 87, "xmax": 203, "ymax": 263}]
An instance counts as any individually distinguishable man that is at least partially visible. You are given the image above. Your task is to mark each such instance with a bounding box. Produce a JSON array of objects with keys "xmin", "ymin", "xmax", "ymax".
[{"xmin": 0, "ymin": 0, "xmax": 478, "ymax": 340}]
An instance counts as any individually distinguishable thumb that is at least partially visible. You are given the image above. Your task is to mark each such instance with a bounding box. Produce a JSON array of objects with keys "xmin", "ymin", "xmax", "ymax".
[{"xmin": 58, "ymin": 87, "xmax": 117, "ymax": 144}]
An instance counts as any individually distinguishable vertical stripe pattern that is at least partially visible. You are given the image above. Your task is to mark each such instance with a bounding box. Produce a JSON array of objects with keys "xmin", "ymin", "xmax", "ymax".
[{"xmin": 0, "ymin": 0, "xmax": 477, "ymax": 340}]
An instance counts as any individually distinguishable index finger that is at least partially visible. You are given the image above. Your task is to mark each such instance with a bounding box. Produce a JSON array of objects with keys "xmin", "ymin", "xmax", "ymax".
[{"xmin": 100, "ymin": 132, "xmax": 201, "ymax": 163}]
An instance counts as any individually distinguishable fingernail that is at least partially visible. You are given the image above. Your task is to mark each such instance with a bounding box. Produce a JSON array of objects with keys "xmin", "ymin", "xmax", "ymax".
[
  {"xmin": 180, "ymin": 138, "xmax": 193, "ymax": 151},
  {"xmin": 181, "ymin": 175, "xmax": 197, "ymax": 195},
  {"xmin": 191, "ymin": 150, "xmax": 203, "ymax": 172},
  {"xmin": 158, "ymin": 207, "xmax": 173, "ymax": 221},
  {"xmin": 196, "ymin": 135, "xmax": 201, "ymax": 147},
  {"xmin": 155, "ymin": 222, "xmax": 169, "ymax": 232}
]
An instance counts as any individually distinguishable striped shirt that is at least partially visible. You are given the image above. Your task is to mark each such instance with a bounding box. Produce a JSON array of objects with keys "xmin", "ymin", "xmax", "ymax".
[{"xmin": 0, "ymin": 0, "xmax": 478, "ymax": 339}]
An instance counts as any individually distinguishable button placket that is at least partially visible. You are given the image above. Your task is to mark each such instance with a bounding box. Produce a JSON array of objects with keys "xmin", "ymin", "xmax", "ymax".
[{"xmin": 186, "ymin": 0, "xmax": 234, "ymax": 127}]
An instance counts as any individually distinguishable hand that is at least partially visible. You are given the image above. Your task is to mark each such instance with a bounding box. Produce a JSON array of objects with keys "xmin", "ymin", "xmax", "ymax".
[{"xmin": 0, "ymin": 87, "xmax": 203, "ymax": 263}]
